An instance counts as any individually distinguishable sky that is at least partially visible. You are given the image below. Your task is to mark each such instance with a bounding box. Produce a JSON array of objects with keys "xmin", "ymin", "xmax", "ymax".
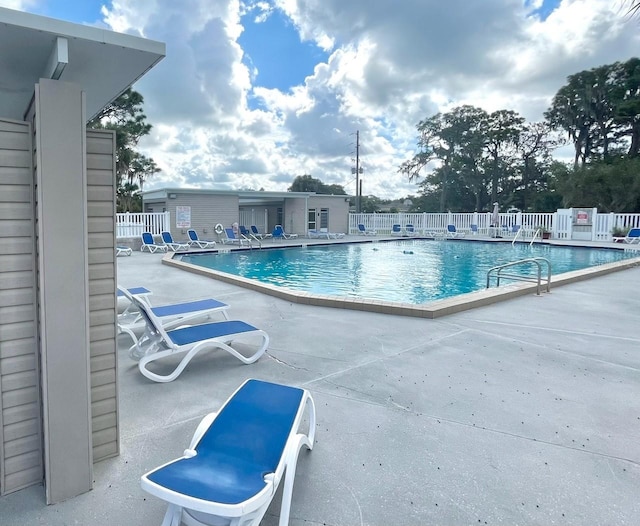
[{"xmin": 1, "ymin": 0, "xmax": 639, "ymax": 199}]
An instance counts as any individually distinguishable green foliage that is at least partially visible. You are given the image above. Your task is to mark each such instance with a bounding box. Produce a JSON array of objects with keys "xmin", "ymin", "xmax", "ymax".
[
  {"xmin": 88, "ymin": 88, "xmax": 159, "ymax": 211},
  {"xmin": 288, "ymin": 174, "xmax": 346, "ymax": 195},
  {"xmin": 117, "ymin": 182, "xmax": 142, "ymax": 213},
  {"xmin": 400, "ymin": 57, "xmax": 640, "ymax": 213},
  {"xmin": 400, "ymin": 105, "xmax": 560, "ymax": 212},
  {"xmin": 545, "ymin": 58, "xmax": 640, "ymax": 167},
  {"xmin": 611, "ymin": 225, "xmax": 628, "ymax": 237},
  {"xmin": 554, "ymin": 156, "xmax": 640, "ymax": 212},
  {"xmin": 359, "ymin": 195, "xmax": 383, "ymax": 213}
]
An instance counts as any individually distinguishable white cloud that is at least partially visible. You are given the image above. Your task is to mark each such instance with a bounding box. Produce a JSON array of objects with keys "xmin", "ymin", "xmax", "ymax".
[{"xmin": 90, "ymin": 0, "xmax": 640, "ymax": 199}]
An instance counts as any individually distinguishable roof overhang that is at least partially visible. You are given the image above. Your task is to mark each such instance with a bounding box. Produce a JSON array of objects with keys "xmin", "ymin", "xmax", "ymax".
[{"xmin": 0, "ymin": 7, "xmax": 165, "ymax": 121}]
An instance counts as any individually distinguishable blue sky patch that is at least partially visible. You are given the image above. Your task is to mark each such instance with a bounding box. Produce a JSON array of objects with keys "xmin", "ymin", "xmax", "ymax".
[
  {"xmin": 526, "ymin": 0, "xmax": 561, "ymax": 20},
  {"xmin": 36, "ymin": 0, "xmax": 107, "ymax": 24},
  {"xmin": 239, "ymin": 6, "xmax": 328, "ymax": 92}
]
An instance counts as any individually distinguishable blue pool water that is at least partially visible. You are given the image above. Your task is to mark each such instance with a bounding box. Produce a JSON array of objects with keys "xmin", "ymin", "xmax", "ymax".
[{"xmin": 179, "ymin": 241, "xmax": 636, "ymax": 304}]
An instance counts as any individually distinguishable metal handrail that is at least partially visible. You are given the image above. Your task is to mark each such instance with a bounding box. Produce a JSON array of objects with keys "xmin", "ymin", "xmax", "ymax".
[
  {"xmin": 529, "ymin": 228, "xmax": 541, "ymax": 246},
  {"xmin": 511, "ymin": 227, "xmax": 523, "ymax": 245},
  {"xmin": 486, "ymin": 257, "xmax": 551, "ymax": 295},
  {"xmin": 239, "ymin": 233, "xmax": 262, "ymax": 249}
]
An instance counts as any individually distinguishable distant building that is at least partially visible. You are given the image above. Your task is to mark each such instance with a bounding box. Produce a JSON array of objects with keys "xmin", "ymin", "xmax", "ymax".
[{"xmin": 142, "ymin": 188, "xmax": 351, "ymax": 236}]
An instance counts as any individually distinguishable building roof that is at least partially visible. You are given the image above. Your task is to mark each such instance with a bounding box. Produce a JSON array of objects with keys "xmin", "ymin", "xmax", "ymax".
[
  {"xmin": 143, "ymin": 188, "xmax": 351, "ymax": 204},
  {"xmin": 0, "ymin": 7, "xmax": 165, "ymax": 121}
]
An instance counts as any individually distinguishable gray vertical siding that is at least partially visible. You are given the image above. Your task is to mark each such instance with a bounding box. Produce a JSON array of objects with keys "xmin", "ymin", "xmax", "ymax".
[
  {"xmin": 0, "ymin": 119, "xmax": 42, "ymax": 495},
  {"xmin": 86, "ymin": 130, "xmax": 119, "ymax": 462},
  {"xmin": 164, "ymin": 194, "xmax": 240, "ymax": 238}
]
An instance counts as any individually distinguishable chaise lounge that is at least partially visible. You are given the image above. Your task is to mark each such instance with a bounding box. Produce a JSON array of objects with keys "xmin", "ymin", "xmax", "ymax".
[
  {"xmin": 141, "ymin": 378, "xmax": 316, "ymax": 526},
  {"xmin": 117, "ymin": 286, "xmax": 229, "ymax": 346},
  {"xmin": 222, "ymin": 227, "xmax": 251, "ymax": 246},
  {"xmin": 250, "ymin": 225, "xmax": 272, "ymax": 239},
  {"xmin": 127, "ymin": 291, "xmax": 269, "ymax": 382},
  {"xmin": 272, "ymin": 224, "xmax": 298, "ymax": 240},
  {"xmin": 357, "ymin": 223, "xmax": 377, "ymax": 236},
  {"xmin": 446, "ymin": 224, "xmax": 466, "ymax": 238},
  {"xmin": 187, "ymin": 229, "xmax": 216, "ymax": 249},
  {"xmin": 161, "ymin": 231, "xmax": 191, "ymax": 252},
  {"xmin": 140, "ymin": 232, "xmax": 169, "ymax": 253}
]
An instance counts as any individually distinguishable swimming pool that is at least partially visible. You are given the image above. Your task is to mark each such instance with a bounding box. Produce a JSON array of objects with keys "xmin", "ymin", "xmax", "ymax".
[{"xmin": 177, "ymin": 240, "xmax": 638, "ymax": 305}]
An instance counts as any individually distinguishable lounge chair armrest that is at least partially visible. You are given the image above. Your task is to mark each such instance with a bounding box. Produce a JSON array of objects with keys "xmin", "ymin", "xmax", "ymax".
[{"xmin": 189, "ymin": 411, "xmax": 218, "ymax": 450}]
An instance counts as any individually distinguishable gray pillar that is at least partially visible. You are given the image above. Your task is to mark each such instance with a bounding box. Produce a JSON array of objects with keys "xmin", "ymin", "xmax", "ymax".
[{"xmin": 34, "ymin": 78, "xmax": 93, "ymax": 503}]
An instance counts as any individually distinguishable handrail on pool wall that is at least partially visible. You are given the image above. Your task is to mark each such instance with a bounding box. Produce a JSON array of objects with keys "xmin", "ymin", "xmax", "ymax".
[{"xmin": 486, "ymin": 257, "xmax": 551, "ymax": 295}]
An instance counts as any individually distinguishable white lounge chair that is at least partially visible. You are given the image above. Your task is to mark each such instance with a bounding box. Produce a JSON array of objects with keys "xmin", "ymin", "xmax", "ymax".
[
  {"xmin": 161, "ymin": 231, "xmax": 190, "ymax": 252},
  {"xmin": 405, "ymin": 224, "xmax": 418, "ymax": 236},
  {"xmin": 357, "ymin": 223, "xmax": 377, "ymax": 236},
  {"xmin": 117, "ymin": 286, "xmax": 229, "ymax": 346},
  {"xmin": 222, "ymin": 227, "xmax": 251, "ymax": 246},
  {"xmin": 187, "ymin": 229, "xmax": 216, "ymax": 249},
  {"xmin": 141, "ymin": 378, "xmax": 315, "ymax": 526},
  {"xmin": 272, "ymin": 225, "xmax": 298, "ymax": 240},
  {"xmin": 117, "ymin": 286, "xmax": 153, "ymax": 318},
  {"xmin": 623, "ymin": 228, "xmax": 640, "ymax": 244},
  {"xmin": 250, "ymin": 225, "xmax": 272, "ymax": 239},
  {"xmin": 391, "ymin": 224, "xmax": 402, "ymax": 236},
  {"xmin": 116, "ymin": 245, "xmax": 132, "ymax": 256},
  {"xmin": 309, "ymin": 229, "xmax": 345, "ymax": 239},
  {"xmin": 141, "ymin": 232, "xmax": 169, "ymax": 253},
  {"xmin": 127, "ymin": 291, "xmax": 269, "ymax": 382},
  {"xmin": 308, "ymin": 229, "xmax": 330, "ymax": 239},
  {"xmin": 446, "ymin": 225, "xmax": 466, "ymax": 238}
]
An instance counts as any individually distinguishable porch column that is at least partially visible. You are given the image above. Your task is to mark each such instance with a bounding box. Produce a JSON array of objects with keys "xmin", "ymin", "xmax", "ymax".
[{"xmin": 34, "ymin": 78, "xmax": 92, "ymax": 503}]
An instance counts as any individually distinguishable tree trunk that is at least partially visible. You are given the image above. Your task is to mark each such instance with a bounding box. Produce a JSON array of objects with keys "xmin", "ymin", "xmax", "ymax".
[{"xmin": 629, "ymin": 123, "xmax": 640, "ymax": 158}]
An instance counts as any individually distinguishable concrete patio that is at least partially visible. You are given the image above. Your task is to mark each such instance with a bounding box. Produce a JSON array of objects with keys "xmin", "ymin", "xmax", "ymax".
[{"xmin": 2, "ymin": 242, "xmax": 639, "ymax": 525}]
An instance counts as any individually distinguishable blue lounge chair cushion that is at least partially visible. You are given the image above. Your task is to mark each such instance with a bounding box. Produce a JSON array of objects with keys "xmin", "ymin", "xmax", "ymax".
[
  {"xmin": 146, "ymin": 379, "xmax": 304, "ymax": 505},
  {"xmin": 118, "ymin": 286, "xmax": 151, "ymax": 297},
  {"xmin": 167, "ymin": 320, "xmax": 257, "ymax": 346},
  {"xmin": 150, "ymin": 299, "xmax": 227, "ymax": 318}
]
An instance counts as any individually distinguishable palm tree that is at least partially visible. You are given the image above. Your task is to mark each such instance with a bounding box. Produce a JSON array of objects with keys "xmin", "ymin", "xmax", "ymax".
[{"xmin": 627, "ymin": 1, "xmax": 640, "ymax": 17}]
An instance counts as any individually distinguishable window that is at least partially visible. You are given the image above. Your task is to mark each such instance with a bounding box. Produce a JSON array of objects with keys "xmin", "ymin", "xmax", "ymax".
[
  {"xmin": 276, "ymin": 207, "xmax": 283, "ymax": 226},
  {"xmin": 308, "ymin": 208, "xmax": 316, "ymax": 230},
  {"xmin": 320, "ymin": 208, "xmax": 329, "ymax": 230}
]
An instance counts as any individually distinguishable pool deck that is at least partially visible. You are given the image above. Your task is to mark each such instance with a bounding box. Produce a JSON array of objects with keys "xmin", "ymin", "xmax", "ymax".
[{"xmin": 2, "ymin": 235, "xmax": 640, "ymax": 525}]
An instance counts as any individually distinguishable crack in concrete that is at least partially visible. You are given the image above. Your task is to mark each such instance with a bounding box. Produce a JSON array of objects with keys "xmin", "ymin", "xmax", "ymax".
[{"xmin": 266, "ymin": 351, "xmax": 309, "ymax": 371}]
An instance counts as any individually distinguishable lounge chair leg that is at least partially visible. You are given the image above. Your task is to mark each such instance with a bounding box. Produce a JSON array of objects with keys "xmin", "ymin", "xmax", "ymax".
[
  {"xmin": 278, "ymin": 394, "xmax": 316, "ymax": 526},
  {"xmin": 161, "ymin": 503, "xmax": 183, "ymax": 526}
]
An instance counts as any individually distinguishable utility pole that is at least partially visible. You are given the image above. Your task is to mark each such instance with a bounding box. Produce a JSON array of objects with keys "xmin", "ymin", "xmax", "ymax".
[{"xmin": 351, "ymin": 130, "xmax": 363, "ymax": 213}]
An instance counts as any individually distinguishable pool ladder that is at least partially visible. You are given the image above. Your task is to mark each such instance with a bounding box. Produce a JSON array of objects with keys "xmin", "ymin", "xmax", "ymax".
[
  {"xmin": 242, "ymin": 234, "xmax": 262, "ymax": 249},
  {"xmin": 486, "ymin": 257, "xmax": 551, "ymax": 295}
]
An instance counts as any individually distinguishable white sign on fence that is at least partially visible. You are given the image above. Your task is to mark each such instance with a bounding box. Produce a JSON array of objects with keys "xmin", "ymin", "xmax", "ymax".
[{"xmin": 176, "ymin": 206, "xmax": 191, "ymax": 228}]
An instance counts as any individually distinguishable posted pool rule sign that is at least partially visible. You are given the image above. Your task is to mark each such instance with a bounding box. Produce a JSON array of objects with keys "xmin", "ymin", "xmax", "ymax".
[{"xmin": 576, "ymin": 210, "xmax": 588, "ymax": 224}]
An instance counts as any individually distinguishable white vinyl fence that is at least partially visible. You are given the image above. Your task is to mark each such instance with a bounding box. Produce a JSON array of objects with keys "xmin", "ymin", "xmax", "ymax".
[
  {"xmin": 349, "ymin": 209, "xmax": 640, "ymax": 241},
  {"xmin": 116, "ymin": 212, "xmax": 170, "ymax": 238}
]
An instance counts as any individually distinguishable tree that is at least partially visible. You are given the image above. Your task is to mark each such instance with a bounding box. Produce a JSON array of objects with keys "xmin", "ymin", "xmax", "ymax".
[
  {"xmin": 626, "ymin": 1, "xmax": 640, "ymax": 17},
  {"xmin": 400, "ymin": 105, "xmax": 490, "ymax": 212},
  {"xmin": 545, "ymin": 59, "xmax": 640, "ymax": 167},
  {"xmin": 612, "ymin": 58, "xmax": 640, "ymax": 157},
  {"xmin": 485, "ymin": 110, "xmax": 525, "ymax": 203},
  {"xmin": 515, "ymin": 122, "xmax": 563, "ymax": 210},
  {"xmin": 554, "ymin": 156, "xmax": 640, "ymax": 212},
  {"xmin": 288, "ymin": 174, "xmax": 346, "ymax": 194},
  {"xmin": 88, "ymin": 88, "xmax": 159, "ymax": 210}
]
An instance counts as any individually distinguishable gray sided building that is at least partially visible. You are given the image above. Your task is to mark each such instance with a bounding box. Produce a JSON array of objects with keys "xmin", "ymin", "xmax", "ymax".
[
  {"xmin": 142, "ymin": 188, "xmax": 351, "ymax": 238},
  {"xmin": 0, "ymin": 7, "xmax": 164, "ymax": 503}
]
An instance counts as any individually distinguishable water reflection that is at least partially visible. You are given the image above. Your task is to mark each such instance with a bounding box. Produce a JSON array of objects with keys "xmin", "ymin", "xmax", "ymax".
[{"xmin": 180, "ymin": 242, "xmax": 635, "ymax": 305}]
